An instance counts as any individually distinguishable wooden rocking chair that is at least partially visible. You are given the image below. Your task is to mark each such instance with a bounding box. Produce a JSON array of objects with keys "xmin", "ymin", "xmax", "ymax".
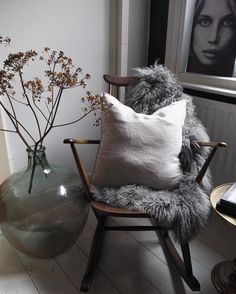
[{"xmin": 64, "ymin": 74, "xmax": 227, "ymax": 292}]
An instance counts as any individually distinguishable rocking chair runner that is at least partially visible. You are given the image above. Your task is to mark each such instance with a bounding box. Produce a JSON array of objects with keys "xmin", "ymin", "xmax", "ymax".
[{"xmin": 64, "ymin": 74, "xmax": 227, "ymax": 292}]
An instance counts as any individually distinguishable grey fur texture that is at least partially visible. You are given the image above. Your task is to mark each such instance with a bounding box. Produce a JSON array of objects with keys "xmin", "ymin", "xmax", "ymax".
[{"xmin": 92, "ymin": 63, "xmax": 212, "ymax": 244}]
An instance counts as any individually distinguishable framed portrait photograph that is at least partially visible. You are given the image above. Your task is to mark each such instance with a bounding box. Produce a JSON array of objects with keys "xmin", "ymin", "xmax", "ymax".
[{"xmin": 165, "ymin": 0, "xmax": 236, "ymax": 97}]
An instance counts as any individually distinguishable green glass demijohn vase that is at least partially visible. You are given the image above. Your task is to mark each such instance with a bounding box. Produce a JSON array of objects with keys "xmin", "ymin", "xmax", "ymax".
[{"xmin": 0, "ymin": 145, "xmax": 89, "ymax": 258}]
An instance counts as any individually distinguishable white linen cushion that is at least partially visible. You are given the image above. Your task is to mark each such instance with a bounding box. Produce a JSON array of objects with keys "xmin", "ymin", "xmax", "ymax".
[{"xmin": 92, "ymin": 93, "xmax": 186, "ymax": 190}]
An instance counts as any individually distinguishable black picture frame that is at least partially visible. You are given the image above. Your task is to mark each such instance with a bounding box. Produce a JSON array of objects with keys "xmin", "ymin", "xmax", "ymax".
[
  {"xmin": 165, "ymin": 0, "xmax": 236, "ymax": 97},
  {"xmin": 186, "ymin": 0, "xmax": 236, "ymax": 78}
]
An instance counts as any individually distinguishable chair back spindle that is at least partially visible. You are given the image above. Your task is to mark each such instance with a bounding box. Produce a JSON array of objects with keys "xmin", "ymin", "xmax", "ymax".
[{"xmin": 65, "ymin": 139, "xmax": 93, "ymax": 202}]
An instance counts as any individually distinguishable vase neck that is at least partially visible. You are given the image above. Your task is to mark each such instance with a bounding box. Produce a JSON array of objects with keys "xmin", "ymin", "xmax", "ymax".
[{"xmin": 26, "ymin": 146, "xmax": 51, "ymax": 174}]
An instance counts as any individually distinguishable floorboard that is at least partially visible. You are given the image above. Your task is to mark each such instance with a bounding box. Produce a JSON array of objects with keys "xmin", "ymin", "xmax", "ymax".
[{"xmin": 0, "ymin": 209, "xmax": 233, "ymax": 294}]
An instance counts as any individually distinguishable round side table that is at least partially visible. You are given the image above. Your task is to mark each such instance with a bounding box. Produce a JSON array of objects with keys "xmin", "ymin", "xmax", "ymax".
[{"xmin": 210, "ymin": 184, "xmax": 236, "ymax": 293}]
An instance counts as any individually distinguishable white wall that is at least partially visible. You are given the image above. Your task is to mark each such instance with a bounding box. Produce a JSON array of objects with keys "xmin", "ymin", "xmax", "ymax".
[{"xmin": 0, "ymin": 0, "xmax": 111, "ymax": 173}]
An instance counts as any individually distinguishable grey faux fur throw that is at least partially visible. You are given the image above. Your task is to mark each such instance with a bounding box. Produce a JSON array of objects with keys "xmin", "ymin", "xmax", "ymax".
[{"xmin": 92, "ymin": 63, "xmax": 212, "ymax": 244}]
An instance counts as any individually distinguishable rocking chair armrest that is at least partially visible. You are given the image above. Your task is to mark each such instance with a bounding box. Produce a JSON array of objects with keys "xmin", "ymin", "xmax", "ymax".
[
  {"xmin": 64, "ymin": 137, "xmax": 227, "ymax": 191},
  {"xmin": 195, "ymin": 141, "xmax": 227, "ymax": 184},
  {"xmin": 198, "ymin": 141, "xmax": 227, "ymax": 148}
]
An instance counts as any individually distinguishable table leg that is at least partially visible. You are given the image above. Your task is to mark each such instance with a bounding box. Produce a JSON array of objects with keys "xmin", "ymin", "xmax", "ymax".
[{"xmin": 211, "ymin": 258, "xmax": 236, "ymax": 293}]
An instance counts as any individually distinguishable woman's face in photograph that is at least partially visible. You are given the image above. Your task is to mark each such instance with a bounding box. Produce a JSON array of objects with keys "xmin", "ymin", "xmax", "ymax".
[{"xmin": 193, "ymin": 0, "xmax": 236, "ymax": 66}]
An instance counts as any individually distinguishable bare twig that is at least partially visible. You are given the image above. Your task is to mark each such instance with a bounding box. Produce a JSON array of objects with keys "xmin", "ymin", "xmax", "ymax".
[
  {"xmin": 53, "ymin": 109, "xmax": 93, "ymax": 128},
  {"xmin": 0, "ymin": 101, "xmax": 33, "ymax": 148},
  {"xmin": 18, "ymin": 69, "xmax": 42, "ymax": 141},
  {"xmin": 42, "ymin": 87, "xmax": 63, "ymax": 140},
  {"xmin": 0, "ymin": 128, "xmax": 17, "ymax": 133}
]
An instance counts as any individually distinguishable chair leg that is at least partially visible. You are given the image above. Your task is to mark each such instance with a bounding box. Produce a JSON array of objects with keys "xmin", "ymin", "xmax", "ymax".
[
  {"xmin": 80, "ymin": 215, "xmax": 106, "ymax": 292},
  {"xmin": 158, "ymin": 229, "xmax": 200, "ymax": 291},
  {"xmin": 181, "ymin": 243, "xmax": 193, "ymax": 277}
]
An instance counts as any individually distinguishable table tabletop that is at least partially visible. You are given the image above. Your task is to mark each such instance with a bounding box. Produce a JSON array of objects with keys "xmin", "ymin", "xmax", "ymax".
[{"xmin": 210, "ymin": 183, "xmax": 236, "ymax": 227}]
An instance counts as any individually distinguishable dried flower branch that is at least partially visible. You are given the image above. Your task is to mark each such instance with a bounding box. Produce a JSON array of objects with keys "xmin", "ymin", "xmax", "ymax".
[
  {"xmin": 0, "ymin": 42, "xmax": 102, "ymax": 152},
  {"xmin": 0, "ymin": 36, "xmax": 105, "ymax": 193}
]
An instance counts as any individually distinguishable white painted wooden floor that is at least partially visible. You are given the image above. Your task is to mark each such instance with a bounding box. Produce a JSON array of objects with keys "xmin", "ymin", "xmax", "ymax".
[{"xmin": 0, "ymin": 208, "xmax": 234, "ymax": 294}]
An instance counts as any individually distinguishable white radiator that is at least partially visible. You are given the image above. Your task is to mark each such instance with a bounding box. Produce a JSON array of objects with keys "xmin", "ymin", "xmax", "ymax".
[
  {"xmin": 193, "ymin": 97, "xmax": 236, "ymax": 187},
  {"xmin": 193, "ymin": 97, "xmax": 236, "ymax": 257}
]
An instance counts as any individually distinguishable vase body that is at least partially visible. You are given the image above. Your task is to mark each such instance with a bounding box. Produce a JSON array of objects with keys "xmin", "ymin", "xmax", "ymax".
[{"xmin": 0, "ymin": 146, "xmax": 88, "ymax": 258}]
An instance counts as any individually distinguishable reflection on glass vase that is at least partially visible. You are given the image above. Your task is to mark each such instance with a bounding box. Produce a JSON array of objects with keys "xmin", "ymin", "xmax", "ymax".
[{"xmin": 0, "ymin": 146, "xmax": 89, "ymax": 258}]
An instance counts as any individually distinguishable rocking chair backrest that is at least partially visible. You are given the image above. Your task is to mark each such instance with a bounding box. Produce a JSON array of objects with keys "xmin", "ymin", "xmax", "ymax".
[{"xmin": 103, "ymin": 74, "xmax": 134, "ymax": 99}]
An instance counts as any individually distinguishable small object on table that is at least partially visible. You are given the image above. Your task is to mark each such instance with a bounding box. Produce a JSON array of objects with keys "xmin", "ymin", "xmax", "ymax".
[
  {"xmin": 216, "ymin": 183, "xmax": 236, "ymax": 217},
  {"xmin": 210, "ymin": 184, "xmax": 236, "ymax": 293}
]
